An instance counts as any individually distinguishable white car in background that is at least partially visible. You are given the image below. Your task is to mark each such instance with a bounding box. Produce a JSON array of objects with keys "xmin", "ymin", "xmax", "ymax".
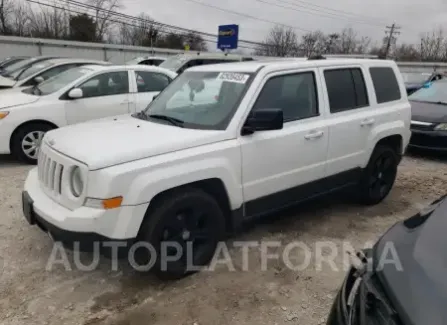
[
  {"xmin": 0, "ymin": 64, "xmax": 177, "ymax": 163},
  {"xmin": 0, "ymin": 58, "xmax": 109, "ymax": 90}
]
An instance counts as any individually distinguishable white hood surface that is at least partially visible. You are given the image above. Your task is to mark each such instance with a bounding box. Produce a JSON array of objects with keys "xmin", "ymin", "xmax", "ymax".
[
  {"xmin": 45, "ymin": 114, "xmax": 230, "ymax": 170},
  {"xmin": 0, "ymin": 75, "xmax": 16, "ymax": 87},
  {"xmin": 0, "ymin": 91, "xmax": 39, "ymax": 109}
]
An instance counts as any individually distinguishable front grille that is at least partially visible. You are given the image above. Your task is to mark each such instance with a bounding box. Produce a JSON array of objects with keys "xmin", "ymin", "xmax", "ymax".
[{"xmin": 38, "ymin": 149, "xmax": 65, "ymax": 195}]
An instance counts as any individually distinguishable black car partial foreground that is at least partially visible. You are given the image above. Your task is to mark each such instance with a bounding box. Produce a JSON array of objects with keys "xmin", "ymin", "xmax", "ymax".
[
  {"xmin": 327, "ymin": 194, "xmax": 447, "ymax": 325},
  {"xmin": 408, "ymin": 80, "xmax": 447, "ymax": 151}
]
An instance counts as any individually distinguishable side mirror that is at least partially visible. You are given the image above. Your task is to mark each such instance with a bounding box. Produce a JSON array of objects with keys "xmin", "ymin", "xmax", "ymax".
[
  {"xmin": 68, "ymin": 88, "xmax": 83, "ymax": 99},
  {"xmin": 242, "ymin": 108, "xmax": 283, "ymax": 135},
  {"xmin": 34, "ymin": 76, "xmax": 44, "ymax": 84}
]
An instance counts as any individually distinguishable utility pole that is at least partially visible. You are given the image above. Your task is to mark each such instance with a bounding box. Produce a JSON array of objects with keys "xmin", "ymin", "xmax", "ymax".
[{"xmin": 384, "ymin": 23, "xmax": 401, "ymax": 59}]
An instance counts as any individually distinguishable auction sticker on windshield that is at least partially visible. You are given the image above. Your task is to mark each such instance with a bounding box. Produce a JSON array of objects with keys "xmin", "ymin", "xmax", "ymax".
[{"xmin": 217, "ymin": 72, "xmax": 250, "ymax": 84}]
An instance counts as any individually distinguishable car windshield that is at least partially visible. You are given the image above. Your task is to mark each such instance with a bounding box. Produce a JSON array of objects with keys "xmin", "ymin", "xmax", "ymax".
[
  {"xmin": 409, "ymin": 80, "xmax": 447, "ymax": 104},
  {"xmin": 159, "ymin": 56, "xmax": 188, "ymax": 72},
  {"xmin": 401, "ymin": 72, "xmax": 431, "ymax": 84},
  {"xmin": 141, "ymin": 70, "xmax": 254, "ymax": 130},
  {"xmin": 16, "ymin": 61, "xmax": 54, "ymax": 81},
  {"xmin": 2, "ymin": 58, "xmax": 38, "ymax": 77},
  {"xmin": 25, "ymin": 66, "xmax": 93, "ymax": 96}
]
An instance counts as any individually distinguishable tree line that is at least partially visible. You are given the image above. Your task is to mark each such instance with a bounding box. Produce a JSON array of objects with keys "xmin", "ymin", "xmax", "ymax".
[
  {"xmin": 0, "ymin": 0, "xmax": 208, "ymax": 51},
  {"xmin": 256, "ymin": 25, "xmax": 447, "ymax": 62},
  {"xmin": 2, "ymin": 0, "xmax": 447, "ymax": 61}
]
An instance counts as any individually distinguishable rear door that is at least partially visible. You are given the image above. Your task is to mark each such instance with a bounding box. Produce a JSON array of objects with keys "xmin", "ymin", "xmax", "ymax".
[
  {"xmin": 321, "ymin": 66, "xmax": 372, "ymax": 177},
  {"xmin": 64, "ymin": 70, "xmax": 131, "ymax": 124},
  {"xmin": 131, "ymin": 70, "xmax": 172, "ymax": 112}
]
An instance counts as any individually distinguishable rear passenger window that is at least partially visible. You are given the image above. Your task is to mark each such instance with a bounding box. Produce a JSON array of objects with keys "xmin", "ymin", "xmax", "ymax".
[
  {"xmin": 324, "ymin": 68, "xmax": 369, "ymax": 113},
  {"xmin": 369, "ymin": 67, "xmax": 401, "ymax": 103},
  {"xmin": 253, "ymin": 72, "xmax": 318, "ymax": 122}
]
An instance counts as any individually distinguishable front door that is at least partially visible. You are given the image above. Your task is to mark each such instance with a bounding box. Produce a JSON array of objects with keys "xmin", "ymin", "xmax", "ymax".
[
  {"xmin": 239, "ymin": 69, "xmax": 329, "ymax": 217},
  {"xmin": 65, "ymin": 70, "xmax": 131, "ymax": 124}
]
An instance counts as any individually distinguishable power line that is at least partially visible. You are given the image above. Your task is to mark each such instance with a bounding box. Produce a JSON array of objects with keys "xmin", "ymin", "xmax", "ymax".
[
  {"xmin": 25, "ymin": 0, "xmax": 261, "ymax": 51},
  {"xmin": 286, "ymin": 0, "xmax": 391, "ymax": 25},
  {"xmin": 255, "ymin": 0, "xmax": 387, "ymax": 27},
  {"xmin": 54, "ymin": 0, "xmax": 269, "ymax": 47},
  {"xmin": 179, "ymin": 0, "xmax": 312, "ymax": 33}
]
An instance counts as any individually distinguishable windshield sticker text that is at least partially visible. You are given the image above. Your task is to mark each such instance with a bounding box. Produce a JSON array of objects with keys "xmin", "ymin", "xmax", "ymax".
[{"xmin": 217, "ymin": 72, "xmax": 249, "ymax": 84}]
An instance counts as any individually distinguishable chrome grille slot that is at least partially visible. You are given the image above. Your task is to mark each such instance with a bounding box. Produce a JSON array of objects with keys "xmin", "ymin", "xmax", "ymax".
[{"xmin": 38, "ymin": 145, "xmax": 65, "ymax": 195}]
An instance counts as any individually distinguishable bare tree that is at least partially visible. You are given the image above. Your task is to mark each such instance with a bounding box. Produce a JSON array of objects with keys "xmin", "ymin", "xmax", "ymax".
[
  {"xmin": 119, "ymin": 13, "xmax": 159, "ymax": 46},
  {"xmin": 297, "ymin": 30, "xmax": 326, "ymax": 57},
  {"xmin": 0, "ymin": 0, "xmax": 14, "ymax": 35},
  {"xmin": 91, "ymin": 0, "xmax": 121, "ymax": 41},
  {"xmin": 337, "ymin": 27, "xmax": 371, "ymax": 54},
  {"xmin": 420, "ymin": 28, "xmax": 446, "ymax": 61},
  {"xmin": 28, "ymin": 2, "xmax": 68, "ymax": 39},
  {"xmin": 12, "ymin": 2, "xmax": 30, "ymax": 36},
  {"xmin": 255, "ymin": 25, "xmax": 298, "ymax": 57},
  {"xmin": 394, "ymin": 43, "xmax": 420, "ymax": 61}
]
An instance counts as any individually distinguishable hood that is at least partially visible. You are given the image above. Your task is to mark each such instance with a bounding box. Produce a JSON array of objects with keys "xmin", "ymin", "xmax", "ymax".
[
  {"xmin": 375, "ymin": 195, "xmax": 447, "ymax": 325},
  {"xmin": 410, "ymin": 100, "xmax": 447, "ymax": 123},
  {"xmin": 0, "ymin": 75, "xmax": 16, "ymax": 87},
  {"xmin": 44, "ymin": 114, "xmax": 231, "ymax": 170},
  {"xmin": 0, "ymin": 90, "xmax": 40, "ymax": 109}
]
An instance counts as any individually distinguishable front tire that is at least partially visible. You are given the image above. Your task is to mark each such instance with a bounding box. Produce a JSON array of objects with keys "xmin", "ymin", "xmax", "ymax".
[
  {"xmin": 11, "ymin": 123, "xmax": 55, "ymax": 164},
  {"xmin": 358, "ymin": 145, "xmax": 399, "ymax": 205},
  {"xmin": 137, "ymin": 188, "xmax": 226, "ymax": 280}
]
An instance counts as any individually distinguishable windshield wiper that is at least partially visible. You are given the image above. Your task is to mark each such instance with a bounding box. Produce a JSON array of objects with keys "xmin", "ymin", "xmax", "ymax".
[
  {"xmin": 148, "ymin": 114, "xmax": 184, "ymax": 127},
  {"xmin": 132, "ymin": 111, "xmax": 148, "ymax": 120}
]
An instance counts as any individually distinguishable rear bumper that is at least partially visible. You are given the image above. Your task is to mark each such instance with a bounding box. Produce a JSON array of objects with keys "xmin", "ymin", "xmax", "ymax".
[{"xmin": 409, "ymin": 129, "xmax": 447, "ymax": 151}]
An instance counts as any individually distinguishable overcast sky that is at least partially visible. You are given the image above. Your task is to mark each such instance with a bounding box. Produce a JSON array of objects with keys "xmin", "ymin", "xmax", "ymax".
[{"xmin": 122, "ymin": 0, "xmax": 447, "ymax": 51}]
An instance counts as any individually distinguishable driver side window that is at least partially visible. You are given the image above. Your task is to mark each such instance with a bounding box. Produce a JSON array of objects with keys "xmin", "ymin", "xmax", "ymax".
[
  {"xmin": 78, "ymin": 71, "xmax": 129, "ymax": 98},
  {"xmin": 252, "ymin": 72, "xmax": 319, "ymax": 122}
]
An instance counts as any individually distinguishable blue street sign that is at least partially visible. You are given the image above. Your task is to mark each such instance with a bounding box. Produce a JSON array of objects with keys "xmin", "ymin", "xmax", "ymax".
[{"xmin": 217, "ymin": 24, "xmax": 239, "ymax": 50}]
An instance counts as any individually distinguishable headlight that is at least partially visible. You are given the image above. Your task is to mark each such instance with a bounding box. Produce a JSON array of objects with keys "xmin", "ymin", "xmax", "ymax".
[
  {"xmin": 0, "ymin": 111, "xmax": 9, "ymax": 119},
  {"xmin": 70, "ymin": 166, "xmax": 84, "ymax": 197},
  {"xmin": 434, "ymin": 123, "xmax": 447, "ymax": 131}
]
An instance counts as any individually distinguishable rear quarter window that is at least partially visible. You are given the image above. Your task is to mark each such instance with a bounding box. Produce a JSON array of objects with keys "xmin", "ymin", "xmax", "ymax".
[{"xmin": 369, "ymin": 67, "xmax": 401, "ymax": 103}]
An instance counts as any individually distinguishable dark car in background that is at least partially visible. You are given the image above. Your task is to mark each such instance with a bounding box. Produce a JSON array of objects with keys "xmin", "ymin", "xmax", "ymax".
[
  {"xmin": 327, "ymin": 194, "xmax": 447, "ymax": 325},
  {"xmin": 407, "ymin": 80, "xmax": 447, "ymax": 151},
  {"xmin": 401, "ymin": 71, "xmax": 444, "ymax": 95}
]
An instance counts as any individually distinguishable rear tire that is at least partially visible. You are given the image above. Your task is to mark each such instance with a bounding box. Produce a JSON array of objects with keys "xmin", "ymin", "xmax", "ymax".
[
  {"xmin": 137, "ymin": 188, "xmax": 226, "ymax": 280},
  {"xmin": 11, "ymin": 123, "xmax": 55, "ymax": 164},
  {"xmin": 358, "ymin": 145, "xmax": 398, "ymax": 205}
]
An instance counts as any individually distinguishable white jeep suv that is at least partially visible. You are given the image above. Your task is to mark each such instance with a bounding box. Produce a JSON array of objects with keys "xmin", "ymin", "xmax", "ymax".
[{"xmin": 22, "ymin": 59, "xmax": 411, "ymax": 278}]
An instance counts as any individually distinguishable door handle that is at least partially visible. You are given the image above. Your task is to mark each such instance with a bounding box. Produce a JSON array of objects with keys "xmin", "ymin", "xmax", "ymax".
[
  {"xmin": 304, "ymin": 130, "xmax": 324, "ymax": 140},
  {"xmin": 360, "ymin": 118, "xmax": 375, "ymax": 126}
]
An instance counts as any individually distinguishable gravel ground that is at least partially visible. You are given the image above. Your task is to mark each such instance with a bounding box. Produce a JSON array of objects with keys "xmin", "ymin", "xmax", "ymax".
[{"xmin": 0, "ymin": 151, "xmax": 446, "ymax": 325}]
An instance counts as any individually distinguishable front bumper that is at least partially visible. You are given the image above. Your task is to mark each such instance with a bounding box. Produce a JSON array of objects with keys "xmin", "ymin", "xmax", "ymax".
[
  {"xmin": 23, "ymin": 168, "xmax": 148, "ymax": 241},
  {"xmin": 409, "ymin": 129, "xmax": 447, "ymax": 151},
  {"xmin": 327, "ymin": 267, "xmax": 357, "ymax": 325}
]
